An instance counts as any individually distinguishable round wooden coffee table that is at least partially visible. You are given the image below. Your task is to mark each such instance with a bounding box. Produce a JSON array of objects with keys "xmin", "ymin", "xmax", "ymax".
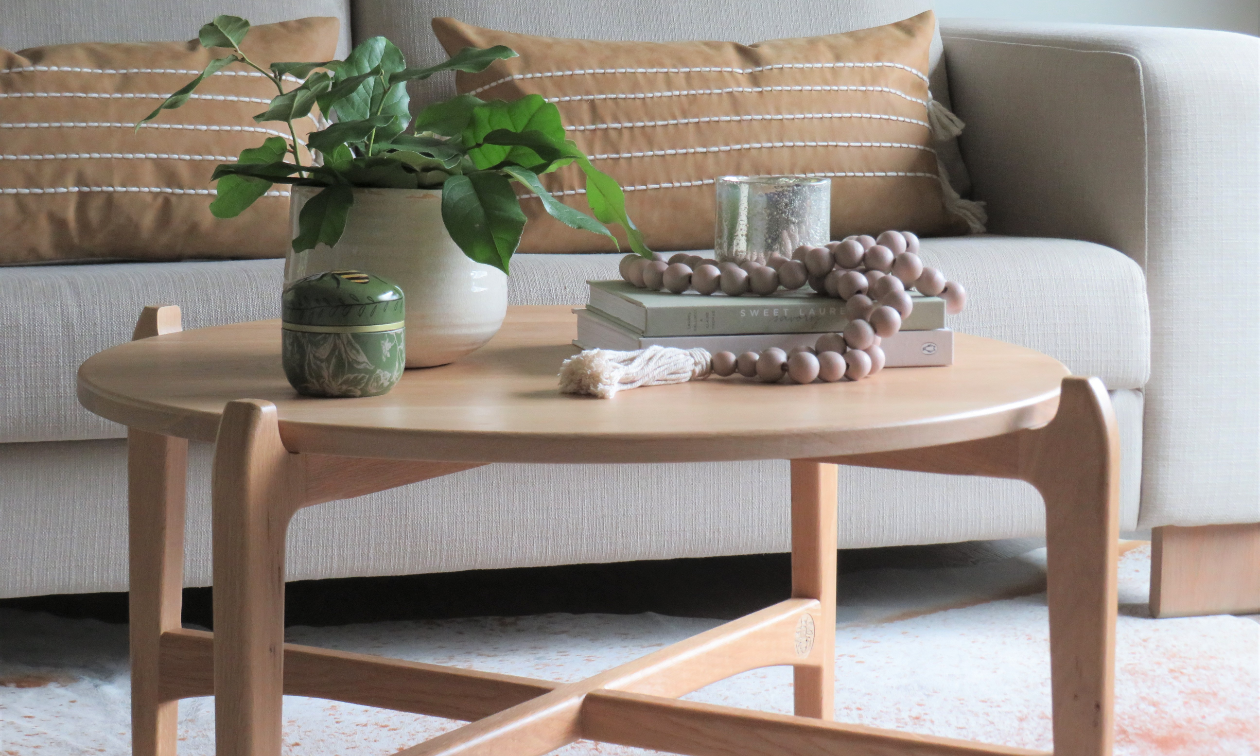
[{"xmin": 78, "ymin": 305, "xmax": 1119, "ymax": 756}]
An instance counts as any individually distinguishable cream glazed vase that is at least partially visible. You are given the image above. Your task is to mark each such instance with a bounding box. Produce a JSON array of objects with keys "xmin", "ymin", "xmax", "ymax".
[{"xmin": 285, "ymin": 186, "xmax": 507, "ymax": 368}]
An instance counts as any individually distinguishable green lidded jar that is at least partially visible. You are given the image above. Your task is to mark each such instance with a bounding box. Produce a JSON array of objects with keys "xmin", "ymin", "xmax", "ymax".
[{"xmin": 281, "ymin": 270, "xmax": 406, "ymax": 398}]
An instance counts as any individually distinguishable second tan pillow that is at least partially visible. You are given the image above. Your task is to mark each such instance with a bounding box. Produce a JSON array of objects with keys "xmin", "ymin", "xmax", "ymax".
[{"xmin": 433, "ymin": 11, "xmax": 983, "ymax": 255}]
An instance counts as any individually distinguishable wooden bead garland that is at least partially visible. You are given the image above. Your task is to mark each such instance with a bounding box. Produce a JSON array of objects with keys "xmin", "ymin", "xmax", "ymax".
[{"xmin": 617, "ymin": 229, "xmax": 967, "ymax": 384}]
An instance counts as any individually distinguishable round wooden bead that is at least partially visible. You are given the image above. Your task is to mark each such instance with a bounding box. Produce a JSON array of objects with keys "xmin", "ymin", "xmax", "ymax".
[
  {"xmin": 749, "ymin": 265, "xmax": 780, "ymax": 295},
  {"xmin": 804, "ymin": 246, "xmax": 834, "ymax": 277},
  {"xmin": 863, "ymin": 268, "xmax": 886, "ymax": 287},
  {"xmin": 778, "ymin": 259, "xmax": 808, "ymax": 290},
  {"xmin": 792, "ymin": 244, "xmax": 811, "ymax": 262},
  {"xmin": 843, "ymin": 319, "xmax": 876, "ymax": 350},
  {"xmin": 865, "ymin": 344, "xmax": 886, "ymax": 374},
  {"xmin": 844, "ymin": 349, "xmax": 872, "ymax": 380},
  {"xmin": 619, "ymin": 253, "xmax": 640, "ymax": 281},
  {"xmin": 686, "ymin": 255, "xmax": 709, "ymax": 270},
  {"xmin": 815, "ymin": 332, "xmax": 847, "ymax": 353},
  {"xmin": 807, "ymin": 273, "xmax": 829, "ymax": 293},
  {"xmin": 766, "ymin": 253, "xmax": 791, "ymax": 270},
  {"xmin": 870, "ymin": 273, "xmax": 905, "ymax": 300},
  {"xmin": 876, "ymin": 230, "xmax": 907, "ymax": 256},
  {"xmin": 835, "ymin": 270, "xmax": 869, "ymax": 300},
  {"xmin": 719, "ymin": 261, "xmax": 741, "ymax": 274},
  {"xmin": 817, "ymin": 351, "xmax": 846, "ymax": 382},
  {"xmin": 845, "ymin": 294, "xmax": 875, "ymax": 322},
  {"xmin": 787, "ymin": 351, "xmax": 821, "ymax": 384},
  {"xmin": 668, "ymin": 252, "xmax": 691, "ymax": 265},
  {"xmin": 891, "ymin": 252, "xmax": 924, "ymax": 286},
  {"xmin": 903, "ymin": 231, "xmax": 920, "ymax": 254},
  {"xmin": 941, "ymin": 281, "xmax": 967, "ymax": 315},
  {"xmin": 663, "ymin": 263, "xmax": 693, "ymax": 293},
  {"xmin": 823, "ymin": 269, "xmax": 843, "ymax": 297},
  {"xmin": 863, "ymin": 244, "xmax": 894, "ymax": 272},
  {"xmin": 626, "ymin": 256, "xmax": 648, "ymax": 287},
  {"xmin": 720, "ymin": 266, "xmax": 750, "ymax": 296},
  {"xmin": 739, "ymin": 260, "xmax": 761, "ymax": 274},
  {"xmin": 756, "ymin": 348, "xmax": 788, "ymax": 382},
  {"xmin": 880, "ymin": 290, "xmax": 914, "ymax": 318},
  {"xmin": 652, "ymin": 252, "xmax": 669, "ymax": 262},
  {"xmin": 855, "ymin": 234, "xmax": 877, "ymax": 250},
  {"xmin": 830, "ymin": 239, "xmax": 865, "ymax": 269},
  {"xmin": 642, "ymin": 260, "xmax": 669, "ymax": 290},
  {"xmin": 711, "ymin": 351, "xmax": 737, "ymax": 377},
  {"xmin": 788, "ymin": 344, "xmax": 817, "ymax": 356},
  {"xmin": 915, "ymin": 267, "xmax": 946, "ymax": 296},
  {"xmin": 736, "ymin": 351, "xmax": 760, "ymax": 377},
  {"xmin": 692, "ymin": 264, "xmax": 722, "ymax": 295},
  {"xmin": 869, "ymin": 305, "xmax": 902, "ymax": 337},
  {"xmin": 694, "ymin": 258, "xmax": 720, "ymax": 270}
]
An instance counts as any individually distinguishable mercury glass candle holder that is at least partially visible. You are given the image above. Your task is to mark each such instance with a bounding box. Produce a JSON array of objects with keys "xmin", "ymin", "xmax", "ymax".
[{"xmin": 714, "ymin": 175, "xmax": 831, "ymax": 264}]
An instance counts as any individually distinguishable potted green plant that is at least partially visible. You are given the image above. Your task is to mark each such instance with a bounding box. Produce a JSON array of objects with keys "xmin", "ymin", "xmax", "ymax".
[{"xmin": 141, "ymin": 15, "xmax": 649, "ymax": 367}]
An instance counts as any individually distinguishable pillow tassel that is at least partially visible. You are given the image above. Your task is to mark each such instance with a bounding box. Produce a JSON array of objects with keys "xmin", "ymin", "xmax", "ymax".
[
  {"xmin": 935, "ymin": 155, "xmax": 988, "ymax": 234},
  {"xmin": 927, "ymin": 98, "xmax": 966, "ymax": 142},
  {"xmin": 559, "ymin": 346, "xmax": 712, "ymax": 398}
]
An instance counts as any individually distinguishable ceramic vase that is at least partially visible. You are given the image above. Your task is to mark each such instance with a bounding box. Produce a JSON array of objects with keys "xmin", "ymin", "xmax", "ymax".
[{"xmin": 285, "ymin": 186, "xmax": 507, "ymax": 368}]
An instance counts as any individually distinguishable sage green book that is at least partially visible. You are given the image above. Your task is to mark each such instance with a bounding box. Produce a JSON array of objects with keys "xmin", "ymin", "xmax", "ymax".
[{"xmin": 586, "ymin": 280, "xmax": 946, "ymax": 336}]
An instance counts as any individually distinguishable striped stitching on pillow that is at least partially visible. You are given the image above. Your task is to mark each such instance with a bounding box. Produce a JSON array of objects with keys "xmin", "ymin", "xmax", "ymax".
[
  {"xmin": 0, "ymin": 121, "xmax": 296, "ymax": 140},
  {"xmin": 0, "ymin": 66, "xmax": 303, "ymax": 84},
  {"xmin": 546, "ymin": 84, "xmax": 925, "ymax": 106},
  {"xmin": 2, "ymin": 152, "xmax": 236, "ymax": 161},
  {"xmin": 470, "ymin": 61, "xmax": 931, "ymax": 95},
  {"xmin": 518, "ymin": 170, "xmax": 941, "ymax": 199},
  {"xmin": 565, "ymin": 111, "xmax": 929, "ymax": 132},
  {"xmin": 0, "ymin": 91, "xmax": 274, "ymax": 104},
  {"xmin": 1, "ymin": 186, "xmax": 289, "ymax": 196},
  {"xmin": 589, "ymin": 140, "xmax": 934, "ymax": 161}
]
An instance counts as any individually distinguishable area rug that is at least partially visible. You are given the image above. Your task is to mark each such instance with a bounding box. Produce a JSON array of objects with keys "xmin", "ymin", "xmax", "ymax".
[{"xmin": 2, "ymin": 544, "xmax": 1256, "ymax": 755}]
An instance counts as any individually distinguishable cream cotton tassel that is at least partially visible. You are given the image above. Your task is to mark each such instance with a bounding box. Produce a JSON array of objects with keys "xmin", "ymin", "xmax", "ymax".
[
  {"xmin": 936, "ymin": 154, "xmax": 988, "ymax": 234},
  {"xmin": 927, "ymin": 98, "xmax": 966, "ymax": 142},
  {"xmin": 559, "ymin": 346, "xmax": 712, "ymax": 398}
]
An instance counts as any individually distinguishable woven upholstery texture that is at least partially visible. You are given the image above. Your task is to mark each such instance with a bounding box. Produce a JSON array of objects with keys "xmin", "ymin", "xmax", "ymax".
[
  {"xmin": 0, "ymin": 390, "xmax": 1142, "ymax": 598},
  {"xmin": 433, "ymin": 12, "xmax": 971, "ymax": 253},
  {"xmin": 0, "ymin": 236, "xmax": 1148, "ymax": 444},
  {"xmin": 941, "ymin": 21, "xmax": 1259, "ymax": 528}
]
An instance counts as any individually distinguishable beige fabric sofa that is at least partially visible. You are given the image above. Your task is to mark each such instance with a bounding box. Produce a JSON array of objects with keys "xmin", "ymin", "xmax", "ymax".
[{"xmin": 2, "ymin": 0, "xmax": 1255, "ymax": 616}]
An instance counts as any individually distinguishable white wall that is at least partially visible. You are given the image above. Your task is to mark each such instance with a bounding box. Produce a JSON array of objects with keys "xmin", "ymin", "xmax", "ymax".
[{"xmin": 935, "ymin": 0, "xmax": 1260, "ymax": 35}]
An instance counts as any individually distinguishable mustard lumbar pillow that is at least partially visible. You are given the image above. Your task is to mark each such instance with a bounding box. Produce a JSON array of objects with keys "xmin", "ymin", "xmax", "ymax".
[{"xmin": 433, "ymin": 11, "xmax": 986, "ymax": 255}]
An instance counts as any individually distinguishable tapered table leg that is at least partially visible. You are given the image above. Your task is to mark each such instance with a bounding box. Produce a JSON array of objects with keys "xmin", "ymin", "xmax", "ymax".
[
  {"xmin": 1030, "ymin": 379, "xmax": 1120, "ymax": 756},
  {"xmin": 790, "ymin": 460, "xmax": 838, "ymax": 720},
  {"xmin": 212, "ymin": 400, "xmax": 301, "ymax": 756},
  {"xmin": 129, "ymin": 429, "xmax": 187, "ymax": 756}
]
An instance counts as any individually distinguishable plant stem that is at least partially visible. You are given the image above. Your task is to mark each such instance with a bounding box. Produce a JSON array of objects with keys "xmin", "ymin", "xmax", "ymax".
[
  {"xmin": 365, "ymin": 70, "xmax": 389, "ymax": 157},
  {"xmin": 234, "ymin": 48, "xmax": 305, "ymax": 171}
]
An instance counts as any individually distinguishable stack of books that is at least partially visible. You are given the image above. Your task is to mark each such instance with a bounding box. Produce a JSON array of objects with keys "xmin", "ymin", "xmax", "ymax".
[{"xmin": 575, "ymin": 280, "xmax": 953, "ymax": 367}]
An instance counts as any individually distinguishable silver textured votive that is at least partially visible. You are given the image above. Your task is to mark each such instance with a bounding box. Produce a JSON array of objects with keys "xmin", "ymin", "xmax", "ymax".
[{"xmin": 714, "ymin": 175, "xmax": 831, "ymax": 264}]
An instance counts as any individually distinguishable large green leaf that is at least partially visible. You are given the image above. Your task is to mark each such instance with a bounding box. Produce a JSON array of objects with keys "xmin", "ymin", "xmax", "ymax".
[
  {"xmin": 209, "ymin": 137, "xmax": 290, "ymax": 218},
  {"xmin": 567, "ymin": 147, "xmax": 650, "ymax": 257},
  {"xmin": 462, "ymin": 96, "xmax": 564, "ymax": 169},
  {"xmin": 292, "ymin": 185, "xmax": 355, "ymax": 252},
  {"xmin": 387, "ymin": 45, "xmax": 516, "ymax": 86},
  {"xmin": 331, "ymin": 37, "xmax": 406, "ymax": 123},
  {"xmin": 341, "ymin": 156, "xmax": 422, "ymax": 188},
  {"xmin": 440, "ymin": 172, "xmax": 526, "ymax": 274},
  {"xmin": 381, "ymin": 134, "xmax": 465, "ymax": 169},
  {"xmin": 413, "ymin": 94, "xmax": 484, "ymax": 138},
  {"xmin": 315, "ymin": 66, "xmax": 381, "ymax": 116},
  {"xmin": 270, "ymin": 60, "xmax": 342, "ymax": 78},
  {"xmin": 136, "ymin": 55, "xmax": 238, "ymax": 128},
  {"xmin": 306, "ymin": 116, "xmax": 395, "ymax": 153},
  {"xmin": 198, "ymin": 16, "xmax": 250, "ymax": 49},
  {"xmin": 253, "ymin": 73, "xmax": 332, "ymax": 123},
  {"xmin": 479, "ymin": 129, "xmax": 565, "ymax": 168},
  {"xmin": 501, "ymin": 165, "xmax": 616, "ymax": 246},
  {"xmin": 326, "ymin": 144, "xmax": 354, "ymax": 172}
]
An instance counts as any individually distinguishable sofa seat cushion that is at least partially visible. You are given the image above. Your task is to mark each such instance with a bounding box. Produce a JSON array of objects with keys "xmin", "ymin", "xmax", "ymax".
[{"xmin": 0, "ymin": 235, "xmax": 1147, "ymax": 444}]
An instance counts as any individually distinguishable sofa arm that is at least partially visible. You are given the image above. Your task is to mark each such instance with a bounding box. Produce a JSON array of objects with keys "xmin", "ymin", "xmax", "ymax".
[{"xmin": 940, "ymin": 21, "xmax": 1259, "ymax": 528}]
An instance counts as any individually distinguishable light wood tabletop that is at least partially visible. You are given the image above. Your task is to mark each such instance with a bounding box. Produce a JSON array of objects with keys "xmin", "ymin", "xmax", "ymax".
[{"xmin": 78, "ymin": 305, "xmax": 1068, "ymax": 463}]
